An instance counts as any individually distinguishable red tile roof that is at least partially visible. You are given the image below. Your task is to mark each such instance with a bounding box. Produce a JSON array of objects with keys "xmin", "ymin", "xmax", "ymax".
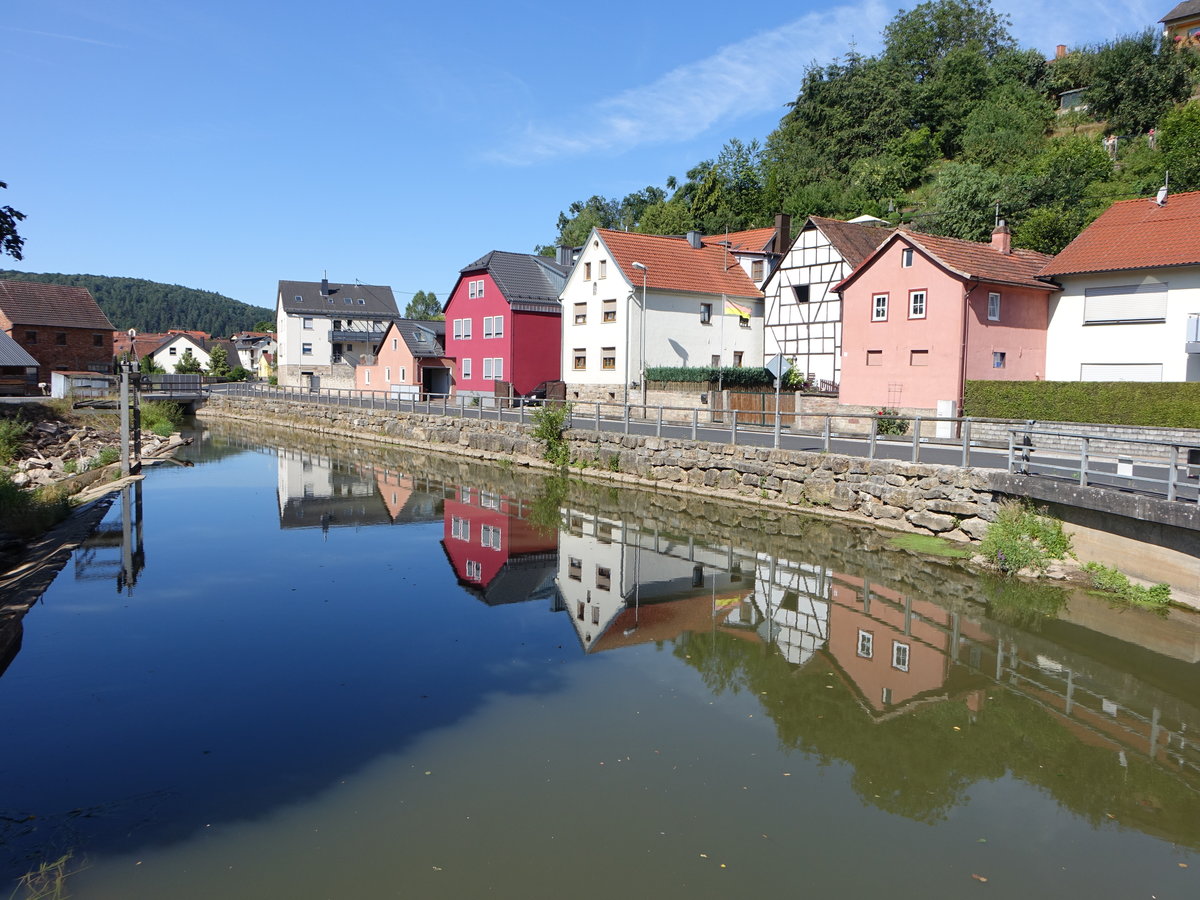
[
  {"xmin": 596, "ymin": 229, "xmax": 762, "ymax": 298},
  {"xmin": 703, "ymin": 226, "xmax": 777, "ymax": 254},
  {"xmin": 0, "ymin": 280, "xmax": 114, "ymax": 330},
  {"xmin": 1039, "ymin": 189, "xmax": 1200, "ymax": 277}
]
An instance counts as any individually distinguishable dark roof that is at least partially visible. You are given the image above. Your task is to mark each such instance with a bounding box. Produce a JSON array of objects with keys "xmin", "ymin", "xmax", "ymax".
[
  {"xmin": 0, "ymin": 330, "xmax": 38, "ymax": 367},
  {"xmin": 808, "ymin": 216, "xmax": 893, "ymax": 267},
  {"xmin": 0, "ymin": 281, "xmax": 114, "ymax": 330},
  {"xmin": 392, "ymin": 319, "xmax": 446, "ymax": 358},
  {"xmin": 278, "ymin": 280, "xmax": 400, "ymax": 317},
  {"xmin": 458, "ymin": 251, "xmax": 571, "ymax": 310},
  {"xmin": 1039, "ymin": 189, "xmax": 1200, "ymax": 276},
  {"xmin": 1161, "ymin": 1, "xmax": 1200, "ymax": 23}
]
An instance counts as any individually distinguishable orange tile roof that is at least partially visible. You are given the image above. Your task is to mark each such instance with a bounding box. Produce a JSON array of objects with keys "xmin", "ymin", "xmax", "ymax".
[
  {"xmin": 702, "ymin": 226, "xmax": 777, "ymax": 253},
  {"xmin": 596, "ymin": 229, "xmax": 762, "ymax": 298},
  {"xmin": 1039, "ymin": 189, "xmax": 1200, "ymax": 277}
]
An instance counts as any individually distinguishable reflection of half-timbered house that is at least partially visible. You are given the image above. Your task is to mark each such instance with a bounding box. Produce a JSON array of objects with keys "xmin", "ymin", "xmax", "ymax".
[{"xmin": 762, "ymin": 216, "xmax": 892, "ymax": 389}]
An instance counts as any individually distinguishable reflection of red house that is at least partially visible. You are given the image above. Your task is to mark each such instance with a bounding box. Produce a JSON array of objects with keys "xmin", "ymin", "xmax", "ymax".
[
  {"xmin": 440, "ymin": 487, "xmax": 558, "ymax": 605},
  {"xmin": 826, "ymin": 573, "xmax": 987, "ymax": 713}
]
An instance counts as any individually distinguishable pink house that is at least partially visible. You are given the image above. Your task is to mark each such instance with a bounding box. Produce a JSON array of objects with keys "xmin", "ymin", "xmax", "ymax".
[
  {"xmin": 443, "ymin": 250, "xmax": 573, "ymax": 401},
  {"xmin": 836, "ymin": 224, "xmax": 1058, "ymax": 413},
  {"xmin": 355, "ymin": 319, "xmax": 451, "ymax": 396}
]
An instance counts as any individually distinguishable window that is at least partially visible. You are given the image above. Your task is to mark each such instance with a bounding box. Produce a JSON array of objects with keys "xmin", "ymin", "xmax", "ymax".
[
  {"xmin": 169, "ymin": 346, "xmax": 177, "ymax": 356},
  {"xmin": 461, "ymin": 358, "xmax": 472, "ymax": 378},
  {"xmin": 465, "ymin": 560, "xmax": 482, "ymax": 581},
  {"xmin": 481, "ymin": 524, "xmax": 502, "ymax": 549},
  {"xmin": 592, "ymin": 605, "xmax": 600, "ymax": 625},
  {"xmin": 358, "ymin": 299, "xmax": 366, "ymax": 305},
  {"xmin": 453, "ymin": 318, "xmax": 472, "ymax": 340},
  {"xmin": 400, "ymin": 367, "xmax": 406, "ymax": 381},
  {"xmin": 733, "ymin": 351, "xmax": 744, "ymax": 367},
  {"xmin": 483, "ymin": 357, "xmax": 493, "ymax": 380},
  {"xmin": 596, "ymin": 566, "xmax": 611, "ymax": 591},
  {"xmin": 56, "ymin": 333, "xmax": 67, "ymax": 346},
  {"xmin": 568, "ymin": 557, "xmax": 582, "ymax": 580},
  {"xmin": 483, "ymin": 316, "xmax": 494, "ymax": 339},
  {"xmin": 333, "ymin": 319, "xmax": 342, "ymax": 330},
  {"xmin": 987, "ymin": 292, "xmax": 1001, "ymax": 321},
  {"xmin": 602, "ymin": 347, "xmax": 616, "ymax": 370},
  {"xmin": 344, "ymin": 297, "xmax": 352, "ymax": 304},
  {"xmin": 392, "ymin": 338, "xmax": 398, "ymax": 351},
  {"xmin": 857, "ymin": 630, "xmax": 873, "ymax": 658},
  {"xmin": 364, "ymin": 370, "xmax": 371, "ymax": 385},
  {"xmin": 574, "ymin": 303, "xmax": 587, "ymax": 325},
  {"xmin": 901, "ymin": 248, "xmax": 914, "ymax": 267},
  {"xmin": 93, "ymin": 334, "xmax": 104, "ymax": 347},
  {"xmin": 481, "ymin": 358, "xmax": 504, "ymax": 380},
  {"xmin": 700, "ymin": 303, "xmax": 713, "ymax": 324},
  {"xmin": 993, "ymin": 351, "xmax": 1006, "ymax": 368},
  {"xmin": 866, "ymin": 350, "xmax": 883, "ymax": 366},
  {"xmin": 493, "ymin": 315, "xmax": 503, "ymax": 338},
  {"xmin": 302, "ymin": 343, "xmax": 312, "ymax": 356},
  {"xmin": 1083, "ymin": 283, "xmax": 1167, "ymax": 323},
  {"xmin": 751, "ymin": 259, "xmax": 765, "ymax": 280},
  {"xmin": 584, "ymin": 262, "xmax": 592, "ymax": 281},
  {"xmin": 303, "ymin": 317, "xmax": 314, "ymax": 329},
  {"xmin": 602, "ymin": 299, "xmax": 616, "ymax": 322},
  {"xmin": 385, "ymin": 367, "xmax": 391, "ymax": 382},
  {"xmin": 577, "ymin": 602, "xmax": 585, "ymax": 620},
  {"xmin": 295, "ymin": 295, "xmax": 303, "ymax": 303},
  {"xmin": 480, "ymin": 491, "xmax": 499, "ymax": 510},
  {"xmin": 467, "ymin": 279, "xmax": 485, "ymax": 299},
  {"xmin": 909, "ymin": 290, "xmax": 926, "ymax": 319},
  {"xmin": 872, "ymin": 294, "xmax": 888, "ymax": 321},
  {"xmin": 910, "ymin": 350, "xmax": 929, "ymax": 366},
  {"xmin": 711, "ymin": 354, "xmax": 721, "ymax": 367},
  {"xmin": 881, "ymin": 687, "xmax": 892, "ymax": 705},
  {"xmin": 493, "ymin": 358, "xmax": 503, "ymax": 380},
  {"xmin": 599, "ymin": 260, "xmax": 607, "ymax": 279},
  {"xmin": 573, "ymin": 348, "xmax": 586, "ymax": 370},
  {"xmin": 892, "ymin": 641, "xmax": 910, "ymax": 672},
  {"xmin": 24, "ymin": 331, "xmax": 36, "ymax": 344},
  {"xmin": 792, "ymin": 285, "xmax": 810, "ymax": 303}
]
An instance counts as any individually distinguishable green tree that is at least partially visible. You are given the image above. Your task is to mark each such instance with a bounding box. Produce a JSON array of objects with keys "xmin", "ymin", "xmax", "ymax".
[
  {"xmin": 637, "ymin": 200, "xmax": 694, "ymax": 235},
  {"xmin": 405, "ymin": 290, "xmax": 443, "ymax": 319},
  {"xmin": 1, "ymin": 181, "xmax": 26, "ymax": 261},
  {"xmin": 959, "ymin": 85, "xmax": 1053, "ymax": 168},
  {"xmin": 923, "ymin": 162, "xmax": 1020, "ymax": 241},
  {"xmin": 174, "ymin": 348, "xmax": 204, "ymax": 375},
  {"xmin": 205, "ymin": 345, "xmax": 231, "ymax": 377},
  {"xmin": 139, "ymin": 354, "xmax": 165, "ymax": 375},
  {"xmin": 1085, "ymin": 30, "xmax": 1194, "ymax": 135},
  {"xmin": 1157, "ymin": 100, "xmax": 1200, "ymax": 191},
  {"xmin": 252, "ymin": 319, "xmax": 275, "ymax": 333},
  {"xmin": 882, "ymin": 0, "xmax": 1015, "ymax": 82}
]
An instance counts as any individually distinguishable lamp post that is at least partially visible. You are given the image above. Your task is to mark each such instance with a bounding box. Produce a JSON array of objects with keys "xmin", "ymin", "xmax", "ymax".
[{"xmin": 632, "ymin": 261, "xmax": 648, "ymax": 407}]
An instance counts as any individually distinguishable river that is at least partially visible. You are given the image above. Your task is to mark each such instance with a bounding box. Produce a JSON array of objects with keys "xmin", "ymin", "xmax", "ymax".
[{"xmin": 1, "ymin": 419, "xmax": 1197, "ymax": 898}]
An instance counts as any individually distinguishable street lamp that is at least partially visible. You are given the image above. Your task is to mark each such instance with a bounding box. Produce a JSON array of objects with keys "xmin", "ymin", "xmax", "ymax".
[{"xmin": 632, "ymin": 261, "xmax": 648, "ymax": 406}]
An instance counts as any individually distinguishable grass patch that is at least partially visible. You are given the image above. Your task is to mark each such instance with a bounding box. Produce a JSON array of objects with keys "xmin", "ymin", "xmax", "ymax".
[
  {"xmin": 979, "ymin": 500, "xmax": 1072, "ymax": 575},
  {"xmin": 140, "ymin": 400, "xmax": 184, "ymax": 435},
  {"xmin": 0, "ymin": 418, "xmax": 29, "ymax": 465},
  {"xmin": 1082, "ymin": 562, "xmax": 1172, "ymax": 610},
  {"xmin": 886, "ymin": 533, "xmax": 973, "ymax": 559},
  {"xmin": 0, "ymin": 475, "xmax": 71, "ymax": 538}
]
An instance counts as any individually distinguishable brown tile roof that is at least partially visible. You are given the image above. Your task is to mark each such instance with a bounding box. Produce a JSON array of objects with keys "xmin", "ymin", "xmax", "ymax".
[
  {"xmin": 596, "ymin": 229, "xmax": 762, "ymax": 298},
  {"xmin": 1039, "ymin": 189, "xmax": 1200, "ymax": 277},
  {"xmin": 808, "ymin": 216, "xmax": 894, "ymax": 267},
  {"xmin": 703, "ymin": 227, "xmax": 777, "ymax": 253},
  {"xmin": 0, "ymin": 280, "xmax": 114, "ymax": 330},
  {"xmin": 113, "ymin": 331, "xmax": 170, "ymax": 360}
]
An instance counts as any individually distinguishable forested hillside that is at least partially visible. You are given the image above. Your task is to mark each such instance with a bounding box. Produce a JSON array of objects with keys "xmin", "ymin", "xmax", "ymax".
[
  {"xmin": 0, "ymin": 270, "xmax": 274, "ymax": 336},
  {"xmin": 548, "ymin": 0, "xmax": 1200, "ymax": 254}
]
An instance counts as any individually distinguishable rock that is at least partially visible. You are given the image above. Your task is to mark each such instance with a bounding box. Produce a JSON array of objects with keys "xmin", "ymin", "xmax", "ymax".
[
  {"xmin": 957, "ymin": 517, "xmax": 991, "ymax": 539},
  {"xmin": 906, "ymin": 510, "xmax": 957, "ymax": 532},
  {"xmin": 10, "ymin": 472, "xmax": 29, "ymax": 487}
]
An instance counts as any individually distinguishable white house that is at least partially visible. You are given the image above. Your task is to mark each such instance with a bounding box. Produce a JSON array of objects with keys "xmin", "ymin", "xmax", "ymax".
[
  {"xmin": 1040, "ymin": 189, "xmax": 1200, "ymax": 382},
  {"xmin": 761, "ymin": 215, "xmax": 892, "ymax": 390},
  {"xmin": 559, "ymin": 228, "xmax": 764, "ymax": 405},
  {"xmin": 276, "ymin": 278, "xmax": 401, "ymax": 390},
  {"xmin": 148, "ymin": 332, "xmax": 239, "ymax": 374}
]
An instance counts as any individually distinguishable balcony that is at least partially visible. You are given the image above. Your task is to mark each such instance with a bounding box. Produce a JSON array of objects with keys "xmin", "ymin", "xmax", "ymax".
[{"xmin": 328, "ymin": 329, "xmax": 386, "ymax": 344}]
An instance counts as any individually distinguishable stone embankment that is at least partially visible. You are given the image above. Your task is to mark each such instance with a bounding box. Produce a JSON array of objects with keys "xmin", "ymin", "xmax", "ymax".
[
  {"xmin": 201, "ymin": 395, "xmax": 1000, "ymax": 541},
  {"xmin": 7, "ymin": 419, "xmax": 185, "ymax": 489}
]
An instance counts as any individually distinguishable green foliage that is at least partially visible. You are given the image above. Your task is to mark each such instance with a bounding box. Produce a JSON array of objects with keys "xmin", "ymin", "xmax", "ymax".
[
  {"xmin": 405, "ymin": 290, "xmax": 443, "ymax": 320},
  {"xmin": 1, "ymin": 180, "xmax": 26, "ymax": 261},
  {"xmin": 0, "ymin": 474, "xmax": 71, "ymax": 537},
  {"xmin": 530, "ymin": 402, "xmax": 573, "ymax": 466},
  {"xmin": 252, "ymin": 319, "xmax": 275, "ymax": 333},
  {"xmin": 886, "ymin": 533, "xmax": 973, "ymax": 558},
  {"xmin": 1157, "ymin": 101, "xmax": 1200, "ymax": 192},
  {"xmin": 227, "ymin": 365, "xmax": 248, "ymax": 382},
  {"xmin": 963, "ymin": 380, "xmax": 1200, "ymax": 428},
  {"xmin": 0, "ymin": 418, "xmax": 29, "ymax": 465},
  {"xmin": 979, "ymin": 501, "xmax": 1071, "ymax": 575},
  {"xmin": 140, "ymin": 400, "xmax": 184, "ymax": 434},
  {"xmin": 173, "ymin": 348, "xmax": 204, "ymax": 375},
  {"xmin": 92, "ymin": 448, "xmax": 120, "ymax": 469},
  {"xmin": 882, "ymin": 0, "xmax": 1015, "ymax": 82},
  {"xmin": 646, "ymin": 366, "xmax": 773, "ymax": 387},
  {"xmin": 1084, "ymin": 30, "xmax": 1194, "ymax": 136},
  {"xmin": 0, "ymin": 270, "xmax": 273, "ymax": 336},
  {"xmin": 1082, "ymin": 562, "xmax": 1172, "ymax": 609},
  {"xmin": 205, "ymin": 345, "xmax": 231, "ymax": 377},
  {"xmin": 138, "ymin": 354, "xmax": 165, "ymax": 375},
  {"xmin": 875, "ymin": 407, "xmax": 909, "ymax": 435}
]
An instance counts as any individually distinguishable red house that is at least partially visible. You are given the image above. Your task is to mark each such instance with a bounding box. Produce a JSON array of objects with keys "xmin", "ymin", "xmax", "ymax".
[{"xmin": 443, "ymin": 250, "xmax": 573, "ymax": 401}]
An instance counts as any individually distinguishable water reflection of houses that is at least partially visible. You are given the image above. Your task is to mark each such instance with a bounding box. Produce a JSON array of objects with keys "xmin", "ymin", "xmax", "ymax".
[{"xmin": 440, "ymin": 487, "xmax": 558, "ymax": 606}]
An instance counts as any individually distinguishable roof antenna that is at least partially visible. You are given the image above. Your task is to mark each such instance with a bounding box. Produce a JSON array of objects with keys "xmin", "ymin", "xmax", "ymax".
[{"xmin": 1155, "ymin": 171, "xmax": 1169, "ymax": 207}]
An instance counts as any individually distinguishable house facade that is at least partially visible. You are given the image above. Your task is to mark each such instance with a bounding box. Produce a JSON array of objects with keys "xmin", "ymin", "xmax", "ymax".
[
  {"xmin": 837, "ymin": 225, "xmax": 1056, "ymax": 413},
  {"xmin": 146, "ymin": 332, "xmax": 238, "ymax": 374},
  {"xmin": 559, "ymin": 228, "xmax": 764, "ymax": 405},
  {"xmin": 276, "ymin": 279, "xmax": 400, "ymax": 390},
  {"xmin": 703, "ymin": 215, "xmax": 789, "ymax": 290},
  {"xmin": 355, "ymin": 319, "xmax": 451, "ymax": 396},
  {"xmin": 762, "ymin": 216, "xmax": 893, "ymax": 390},
  {"xmin": 1161, "ymin": 1, "xmax": 1200, "ymax": 47},
  {"xmin": 0, "ymin": 281, "xmax": 114, "ymax": 382},
  {"xmin": 442, "ymin": 250, "xmax": 571, "ymax": 401},
  {"xmin": 1040, "ymin": 189, "xmax": 1200, "ymax": 382}
]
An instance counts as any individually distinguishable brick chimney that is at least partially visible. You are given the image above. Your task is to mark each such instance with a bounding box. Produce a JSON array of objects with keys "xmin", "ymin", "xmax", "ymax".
[
  {"xmin": 991, "ymin": 219, "xmax": 1012, "ymax": 255},
  {"xmin": 1055, "ymin": 44, "xmax": 1067, "ymax": 59},
  {"xmin": 773, "ymin": 213, "xmax": 791, "ymax": 254}
]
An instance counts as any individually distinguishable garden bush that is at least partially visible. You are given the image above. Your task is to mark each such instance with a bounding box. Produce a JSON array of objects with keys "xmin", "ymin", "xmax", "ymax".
[{"xmin": 964, "ymin": 380, "xmax": 1200, "ymax": 428}]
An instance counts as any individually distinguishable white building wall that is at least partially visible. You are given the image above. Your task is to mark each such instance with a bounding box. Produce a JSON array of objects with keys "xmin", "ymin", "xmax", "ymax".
[
  {"xmin": 151, "ymin": 337, "xmax": 211, "ymax": 374},
  {"xmin": 1045, "ymin": 267, "xmax": 1200, "ymax": 382}
]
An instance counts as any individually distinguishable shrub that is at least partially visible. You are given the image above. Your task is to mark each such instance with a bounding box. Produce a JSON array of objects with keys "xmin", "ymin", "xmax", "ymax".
[
  {"xmin": 963, "ymin": 380, "xmax": 1200, "ymax": 428},
  {"xmin": 646, "ymin": 366, "xmax": 773, "ymax": 388},
  {"xmin": 531, "ymin": 402, "xmax": 572, "ymax": 466},
  {"xmin": 876, "ymin": 408, "xmax": 909, "ymax": 436},
  {"xmin": 979, "ymin": 500, "xmax": 1072, "ymax": 575},
  {"xmin": 0, "ymin": 418, "xmax": 29, "ymax": 465},
  {"xmin": 140, "ymin": 400, "xmax": 184, "ymax": 435},
  {"xmin": 0, "ymin": 474, "xmax": 71, "ymax": 537},
  {"xmin": 93, "ymin": 448, "xmax": 120, "ymax": 469},
  {"xmin": 1082, "ymin": 562, "xmax": 1171, "ymax": 609}
]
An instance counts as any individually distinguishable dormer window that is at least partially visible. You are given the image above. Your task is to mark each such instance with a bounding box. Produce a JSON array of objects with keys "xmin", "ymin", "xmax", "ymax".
[
  {"xmin": 295, "ymin": 295, "xmax": 303, "ymax": 303},
  {"xmin": 358, "ymin": 298, "xmax": 366, "ymax": 304},
  {"xmin": 344, "ymin": 297, "xmax": 352, "ymax": 304}
]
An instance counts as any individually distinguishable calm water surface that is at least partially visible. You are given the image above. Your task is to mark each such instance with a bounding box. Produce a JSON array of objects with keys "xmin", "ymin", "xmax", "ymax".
[{"xmin": 1, "ymin": 421, "xmax": 1198, "ymax": 899}]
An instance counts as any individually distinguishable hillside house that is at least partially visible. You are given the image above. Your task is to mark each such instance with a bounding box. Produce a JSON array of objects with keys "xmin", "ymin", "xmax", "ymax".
[
  {"xmin": 0, "ymin": 281, "xmax": 114, "ymax": 382},
  {"xmin": 1161, "ymin": 1, "xmax": 1200, "ymax": 47},
  {"xmin": 355, "ymin": 319, "xmax": 451, "ymax": 396}
]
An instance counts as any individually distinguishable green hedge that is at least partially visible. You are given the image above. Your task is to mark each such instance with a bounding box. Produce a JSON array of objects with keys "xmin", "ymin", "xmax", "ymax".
[
  {"xmin": 963, "ymin": 381, "xmax": 1200, "ymax": 429},
  {"xmin": 647, "ymin": 366, "xmax": 773, "ymax": 388}
]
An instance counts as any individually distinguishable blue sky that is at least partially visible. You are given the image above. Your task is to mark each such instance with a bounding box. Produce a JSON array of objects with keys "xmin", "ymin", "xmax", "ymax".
[{"xmin": 4, "ymin": 0, "xmax": 1160, "ymax": 315}]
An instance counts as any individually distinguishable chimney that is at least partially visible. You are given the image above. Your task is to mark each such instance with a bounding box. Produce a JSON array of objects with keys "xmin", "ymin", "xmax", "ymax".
[
  {"xmin": 1055, "ymin": 44, "xmax": 1067, "ymax": 59},
  {"xmin": 556, "ymin": 244, "xmax": 575, "ymax": 267},
  {"xmin": 320, "ymin": 277, "xmax": 330, "ymax": 297},
  {"xmin": 991, "ymin": 220, "xmax": 1012, "ymax": 255},
  {"xmin": 686, "ymin": 230, "xmax": 703, "ymax": 249},
  {"xmin": 774, "ymin": 213, "xmax": 791, "ymax": 254}
]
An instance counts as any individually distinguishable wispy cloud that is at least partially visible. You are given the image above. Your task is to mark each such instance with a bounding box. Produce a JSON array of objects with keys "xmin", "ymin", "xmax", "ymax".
[
  {"xmin": 5, "ymin": 26, "xmax": 121, "ymax": 48},
  {"xmin": 488, "ymin": 0, "xmax": 891, "ymax": 165}
]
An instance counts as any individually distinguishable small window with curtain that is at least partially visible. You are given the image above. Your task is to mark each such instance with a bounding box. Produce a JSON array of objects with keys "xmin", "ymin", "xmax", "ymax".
[{"xmin": 987, "ymin": 292, "xmax": 1001, "ymax": 321}]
